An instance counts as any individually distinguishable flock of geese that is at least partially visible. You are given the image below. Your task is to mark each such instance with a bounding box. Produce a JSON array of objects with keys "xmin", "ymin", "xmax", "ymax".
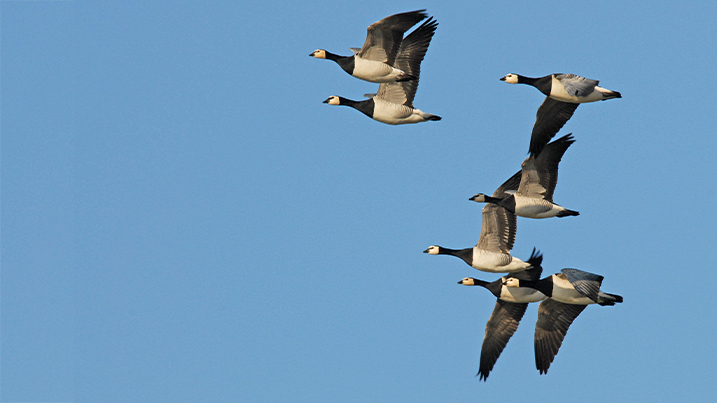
[{"xmin": 311, "ymin": 10, "xmax": 623, "ymax": 380}]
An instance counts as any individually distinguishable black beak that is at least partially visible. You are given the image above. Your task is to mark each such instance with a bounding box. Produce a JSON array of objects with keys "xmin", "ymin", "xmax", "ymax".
[
  {"xmin": 422, "ymin": 248, "xmax": 429, "ymax": 253},
  {"xmin": 457, "ymin": 280, "xmax": 463, "ymax": 284},
  {"xmin": 499, "ymin": 77, "xmax": 506, "ymax": 81},
  {"xmin": 322, "ymin": 98, "xmax": 331, "ymax": 104},
  {"xmin": 309, "ymin": 52, "xmax": 315, "ymax": 57}
]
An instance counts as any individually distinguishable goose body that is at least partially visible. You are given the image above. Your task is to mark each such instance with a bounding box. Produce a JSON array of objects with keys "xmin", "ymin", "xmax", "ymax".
[
  {"xmin": 504, "ymin": 267, "xmax": 622, "ymax": 374},
  {"xmin": 323, "ymin": 17, "xmax": 440, "ymax": 125},
  {"xmin": 310, "ymin": 10, "xmax": 428, "ymax": 83},
  {"xmin": 324, "ymin": 94, "xmax": 440, "ymax": 125},
  {"xmin": 425, "ymin": 172, "xmax": 532, "ymax": 273},
  {"xmin": 471, "ymin": 134, "xmax": 578, "ymax": 219},
  {"xmin": 458, "ymin": 250, "xmax": 545, "ymax": 380},
  {"xmin": 501, "ymin": 73, "xmax": 622, "ymax": 104}
]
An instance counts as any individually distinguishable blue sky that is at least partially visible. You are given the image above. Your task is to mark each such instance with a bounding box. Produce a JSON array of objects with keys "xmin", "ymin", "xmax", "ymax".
[{"xmin": 2, "ymin": 1, "xmax": 716, "ymax": 401}]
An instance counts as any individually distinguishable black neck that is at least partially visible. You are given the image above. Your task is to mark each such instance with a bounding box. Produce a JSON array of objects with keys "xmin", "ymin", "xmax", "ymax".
[
  {"xmin": 465, "ymin": 278, "xmax": 503, "ymax": 298},
  {"xmin": 518, "ymin": 278, "xmax": 552, "ymax": 297},
  {"xmin": 438, "ymin": 247, "xmax": 473, "ymax": 266},
  {"xmin": 324, "ymin": 51, "xmax": 355, "ymax": 75},
  {"xmin": 483, "ymin": 195, "xmax": 503, "ymax": 204},
  {"xmin": 341, "ymin": 97, "xmax": 374, "ymax": 118},
  {"xmin": 519, "ymin": 75, "xmax": 553, "ymax": 96}
]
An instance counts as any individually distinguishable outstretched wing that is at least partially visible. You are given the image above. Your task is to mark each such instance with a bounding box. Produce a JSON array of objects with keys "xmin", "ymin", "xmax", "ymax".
[
  {"xmin": 476, "ymin": 203, "xmax": 517, "ymax": 253},
  {"xmin": 529, "ymin": 97, "xmax": 579, "ymax": 157},
  {"xmin": 393, "ymin": 17, "xmax": 438, "ymax": 107},
  {"xmin": 518, "ymin": 134, "xmax": 575, "ymax": 202},
  {"xmin": 534, "ymin": 299, "xmax": 586, "ymax": 374},
  {"xmin": 358, "ymin": 10, "xmax": 427, "ymax": 64},
  {"xmin": 493, "ymin": 170, "xmax": 522, "ymax": 197},
  {"xmin": 478, "ymin": 300, "xmax": 528, "ymax": 381}
]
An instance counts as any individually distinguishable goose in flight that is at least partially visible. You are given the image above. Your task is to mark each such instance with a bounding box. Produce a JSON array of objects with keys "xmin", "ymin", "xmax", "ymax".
[
  {"xmin": 501, "ymin": 73, "xmax": 621, "ymax": 156},
  {"xmin": 310, "ymin": 10, "xmax": 428, "ymax": 83},
  {"xmin": 470, "ymin": 134, "xmax": 579, "ymax": 219}
]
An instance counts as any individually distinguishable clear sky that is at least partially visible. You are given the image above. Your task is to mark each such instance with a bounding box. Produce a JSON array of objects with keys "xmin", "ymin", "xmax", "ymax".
[{"xmin": 1, "ymin": 1, "xmax": 716, "ymax": 402}]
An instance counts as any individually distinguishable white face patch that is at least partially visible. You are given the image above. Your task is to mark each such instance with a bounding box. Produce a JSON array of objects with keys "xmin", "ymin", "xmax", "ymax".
[
  {"xmin": 311, "ymin": 49, "xmax": 327, "ymax": 59},
  {"xmin": 503, "ymin": 278, "xmax": 520, "ymax": 288},
  {"xmin": 424, "ymin": 245, "xmax": 440, "ymax": 255},
  {"xmin": 459, "ymin": 277, "xmax": 474, "ymax": 285},
  {"xmin": 327, "ymin": 96, "xmax": 341, "ymax": 105},
  {"xmin": 502, "ymin": 74, "xmax": 519, "ymax": 84},
  {"xmin": 471, "ymin": 193, "xmax": 487, "ymax": 203}
]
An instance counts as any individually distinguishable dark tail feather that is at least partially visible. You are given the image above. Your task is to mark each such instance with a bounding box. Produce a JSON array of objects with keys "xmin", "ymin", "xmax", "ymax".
[
  {"xmin": 601, "ymin": 90, "xmax": 622, "ymax": 100},
  {"xmin": 557, "ymin": 209, "xmax": 579, "ymax": 217},
  {"xmin": 597, "ymin": 292, "xmax": 623, "ymax": 306},
  {"xmin": 427, "ymin": 115, "xmax": 442, "ymax": 121}
]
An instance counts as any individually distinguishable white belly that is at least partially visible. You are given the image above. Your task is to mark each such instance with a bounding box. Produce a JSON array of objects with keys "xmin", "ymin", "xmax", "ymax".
[
  {"xmin": 513, "ymin": 196, "xmax": 562, "ymax": 218},
  {"xmin": 499, "ymin": 285, "xmax": 547, "ymax": 303},
  {"xmin": 353, "ymin": 58, "xmax": 404, "ymax": 83},
  {"xmin": 372, "ymin": 100, "xmax": 424, "ymax": 125},
  {"xmin": 471, "ymin": 249, "xmax": 531, "ymax": 273}
]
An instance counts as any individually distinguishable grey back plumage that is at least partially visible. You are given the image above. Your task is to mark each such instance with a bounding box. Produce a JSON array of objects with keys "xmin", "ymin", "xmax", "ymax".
[
  {"xmin": 560, "ymin": 268, "xmax": 604, "ymax": 303},
  {"xmin": 555, "ymin": 74, "xmax": 600, "ymax": 98}
]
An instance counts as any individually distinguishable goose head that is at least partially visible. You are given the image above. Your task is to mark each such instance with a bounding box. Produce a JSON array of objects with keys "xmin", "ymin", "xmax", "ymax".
[
  {"xmin": 458, "ymin": 277, "xmax": 476, "ymax": 285},
  {"xmin": 310, "ymin": 49, "xmax": 327, "ymax": 59},
  {"xmin": 470, "ymin": 193, "xmax": 488, "ymax": 202},
  {"xmin": 423, "ymin": 245, "xmax": 441, "ymax": 255},
  {"xmin": 500, "ymin": 73, "xmax": 519, "ymax": 84},
  {"xmin": 323, "ymin": 96, "xmax": 341, "ymax": 105},
  {"xmin": 502, "ymin": 277, "xmax": 521, "ymax": 288}
]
